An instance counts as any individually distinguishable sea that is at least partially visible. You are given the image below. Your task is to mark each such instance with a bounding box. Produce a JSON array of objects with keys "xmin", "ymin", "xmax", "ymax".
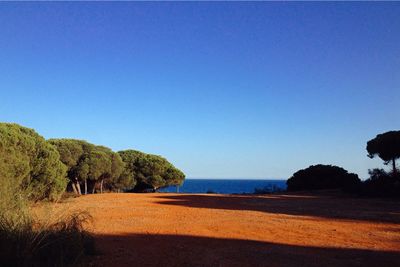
[{"xmin": 159, "ymin": 179, "xmax": 287, "ymax": 194}]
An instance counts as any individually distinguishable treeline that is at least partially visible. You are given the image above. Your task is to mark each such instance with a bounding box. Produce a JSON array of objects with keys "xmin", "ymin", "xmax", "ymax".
[
  {"xmin": 0, "ymin": 123, "xmax": 185, "ymax": 200},
  {"xmin": 286, "ymin": 130, "xmax": 400, "ymax": 197},
  {"xmin": 0, "ymin": 123, "xmax": 96, "ymax": 266}
]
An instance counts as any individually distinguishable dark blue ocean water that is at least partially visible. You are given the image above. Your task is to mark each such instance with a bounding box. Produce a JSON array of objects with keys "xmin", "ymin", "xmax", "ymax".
[{"xmin": 159, "ymin": 179, "xmax": 287, "ymax": 194}]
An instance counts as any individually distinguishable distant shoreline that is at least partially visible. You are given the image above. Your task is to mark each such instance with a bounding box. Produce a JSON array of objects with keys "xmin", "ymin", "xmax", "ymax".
[{"xmin": 160, "ymin": 179, "xmax": 287, "ymax": 194}]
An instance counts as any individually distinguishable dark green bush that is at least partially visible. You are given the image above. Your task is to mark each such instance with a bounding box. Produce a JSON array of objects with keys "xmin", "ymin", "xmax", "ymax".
[
  {"xmin": 287, "ymin": 164, "xmax": 361, "ymax": 192},
  {"xmin": 360, "ymin": 169, "xmax": 400, "ymax": 198}
]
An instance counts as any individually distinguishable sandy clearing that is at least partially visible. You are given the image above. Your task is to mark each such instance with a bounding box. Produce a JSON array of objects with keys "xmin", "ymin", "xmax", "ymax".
[{"xmin": 45, "ymin": 193, "xmax": 400, "ymax": 267}]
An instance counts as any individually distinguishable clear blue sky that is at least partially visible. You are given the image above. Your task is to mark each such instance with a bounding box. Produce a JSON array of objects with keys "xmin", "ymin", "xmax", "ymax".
[{"xmin": 1, "ymin": 2, "xmax": 399, "ymax": 179}]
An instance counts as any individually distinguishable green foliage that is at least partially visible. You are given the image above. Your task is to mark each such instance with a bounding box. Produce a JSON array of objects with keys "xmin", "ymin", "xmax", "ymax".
[
  {"xmin": 110, "ymin": 153, "xmax": 133, "ymax": 190},
  {"xmin": 0, "ymin": 123, "xmax": 67, "ymax": 201},
  {"xmin": 118, "ymin": 150, "xmax": 185, "ymax": 190},
  {"xmin": 2, "ymin": 123, "xmax": 184, "ymax": 194},
  {"xmin": 49, "ymin": 139, "xmax": 125, "ymax": 192},
  {"xmin": 0, "ymin": 124, "xmax": 95, "ymax": 266},
  {"xmin": 287, "ymin": 164, "xmax": 361, "ymax": 192},
  {"xmin": 367, "ymin": 131, "xmax": 400, "ymax": 173}
]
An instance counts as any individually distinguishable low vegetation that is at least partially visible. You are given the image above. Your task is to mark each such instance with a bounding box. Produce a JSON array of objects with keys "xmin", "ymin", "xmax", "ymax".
[
  {"xmin": 286, "ymin": 130, "xmax": 400, "ymax": 197},
  {"xmin": 361, "ymin": 169, "xmax": 400, "ymax": 197},
  {"xmin": 0, "ymin": 167, "xmax": 93, "ymax": 267}
]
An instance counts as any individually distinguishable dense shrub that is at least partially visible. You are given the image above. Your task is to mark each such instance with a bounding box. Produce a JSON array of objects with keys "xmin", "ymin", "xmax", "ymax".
[
  {"xmin": 360, "ymin": 169, "xmax": 400, "ymax": 197},
  {"xmin": 287, "ymin": 164, "xmax": 361, "ymax": 192},
  {"xmin": 0, "ymin": 123, "xmax": 67, "ymax": 201}
]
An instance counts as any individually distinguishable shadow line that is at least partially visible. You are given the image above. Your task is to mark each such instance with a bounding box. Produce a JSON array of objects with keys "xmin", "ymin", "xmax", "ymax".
[
  {"xmin": 154, "ymin": 194, "xmax": 400, "ymax": 223},
  {"xmin": 90, "ymin": 233, "xmax": 400, "ymax": 267}
]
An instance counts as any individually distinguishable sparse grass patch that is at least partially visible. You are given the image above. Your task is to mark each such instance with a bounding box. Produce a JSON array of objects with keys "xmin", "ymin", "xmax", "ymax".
[{"xmin": 59, "ymin": 191, "xmax": 81, "ymax": 203}]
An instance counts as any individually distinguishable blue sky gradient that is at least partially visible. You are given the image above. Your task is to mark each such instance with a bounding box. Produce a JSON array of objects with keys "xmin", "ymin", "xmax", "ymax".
[{"xmin": 1, "ymin": 2, "xmax": 399, "ymax": 179}]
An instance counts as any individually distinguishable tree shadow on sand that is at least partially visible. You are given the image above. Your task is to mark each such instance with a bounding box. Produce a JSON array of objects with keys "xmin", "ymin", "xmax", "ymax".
[
  {"xmin": 154, "ymin": 194, "xmax": 400, "ymax": 223},
  {"xmin": 90, "ymin": 233, "xmax": 400, "ymax": 267}
]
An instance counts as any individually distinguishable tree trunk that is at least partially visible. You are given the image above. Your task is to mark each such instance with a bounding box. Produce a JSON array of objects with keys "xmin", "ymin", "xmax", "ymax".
[
  {"xmin": 100, "ymin": 179, "xmax": 103, "ymax": 194},
  {"xmin": 92, "ymin": 181, "xmax": 96, "ymax": 194},
  {"xmin": 84, "ymin": 180, "xmax": 87, "ymax": 195},
  {"xmin": 71, "ymin": 182, "xmax": 78, "ymax": 194},
  {"xmin": 76, "ymin": 181, "xmax": 82, "ymax": 195}
]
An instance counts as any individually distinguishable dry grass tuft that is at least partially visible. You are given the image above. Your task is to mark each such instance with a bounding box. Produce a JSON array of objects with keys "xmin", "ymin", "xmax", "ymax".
[{"xmin": 0, "ymin": 179, "xmax": 94, "ymax": 267}]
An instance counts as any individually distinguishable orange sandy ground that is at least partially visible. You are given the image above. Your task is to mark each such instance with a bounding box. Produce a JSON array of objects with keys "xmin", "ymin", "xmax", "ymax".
[{"xmin": 42, "ymin": 193, "xmax": 400, "ymax": 267}]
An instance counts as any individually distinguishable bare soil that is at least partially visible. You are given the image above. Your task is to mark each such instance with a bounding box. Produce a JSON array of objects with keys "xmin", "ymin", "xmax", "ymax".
[{"xmin": 48, "ymin": 193, "xmax": 400, "ymax": 267}]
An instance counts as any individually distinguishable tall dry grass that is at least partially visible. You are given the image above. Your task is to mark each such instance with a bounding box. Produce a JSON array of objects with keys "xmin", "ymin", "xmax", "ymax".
[{"xmin": 0, "ymin": 179, "xmax": 94, "ymax": 267}]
